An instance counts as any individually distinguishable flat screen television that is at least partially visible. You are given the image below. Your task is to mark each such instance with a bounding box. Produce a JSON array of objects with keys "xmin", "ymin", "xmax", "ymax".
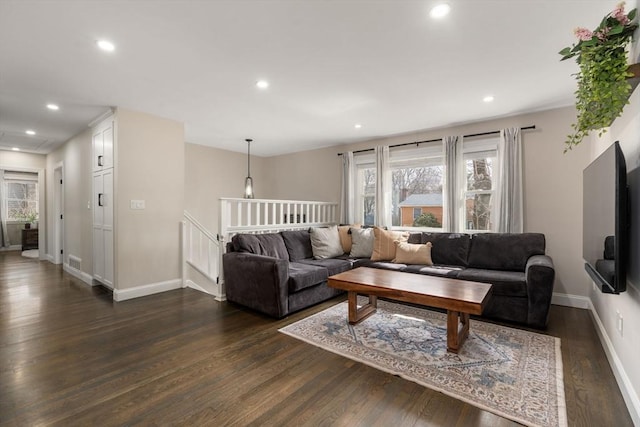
[{"xmin": 583, "ymin": 141, "xmax": 628, "ymax": 294}]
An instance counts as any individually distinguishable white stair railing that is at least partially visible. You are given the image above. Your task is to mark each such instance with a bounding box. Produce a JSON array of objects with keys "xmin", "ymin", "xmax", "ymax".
[{"xmin": 182, "ymin": 211, "xmax": 223, "ymax": 300}]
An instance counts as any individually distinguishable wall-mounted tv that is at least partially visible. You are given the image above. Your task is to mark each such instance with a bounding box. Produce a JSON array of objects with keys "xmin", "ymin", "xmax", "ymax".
[{"xmin": 583, "ymin": 141, "xmax": 628, "ymax": 294}]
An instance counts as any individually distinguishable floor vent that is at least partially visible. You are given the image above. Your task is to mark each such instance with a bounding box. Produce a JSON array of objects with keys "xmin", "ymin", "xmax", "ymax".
[{"xmin": 68, "ymin": 255, "xmax": 81, "ymax": 271}]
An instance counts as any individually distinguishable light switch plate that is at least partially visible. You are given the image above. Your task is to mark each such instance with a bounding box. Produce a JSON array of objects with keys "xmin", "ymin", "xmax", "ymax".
[{"xmin": 130, "ymin": 199, "xmax": 145, "ymax": 210}]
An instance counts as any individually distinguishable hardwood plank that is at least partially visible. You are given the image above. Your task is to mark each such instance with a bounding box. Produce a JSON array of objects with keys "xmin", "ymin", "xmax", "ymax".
[{"xmin": 0, "ymin": 251, "xmax": 633, "ymax": 426}]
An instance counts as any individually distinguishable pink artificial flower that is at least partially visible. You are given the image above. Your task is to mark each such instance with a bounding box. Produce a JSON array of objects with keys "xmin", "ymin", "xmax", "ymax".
[
  {"xmin": 574, "ymin": 27, "xmax": 594, "ymax": 41},
  {"xmin": 595, "ymin": 26, "xmax": 610, "ymax": 41},
  {"xmin": 612, "ymin": 2, "xmax": 630, "ymax": 25}
]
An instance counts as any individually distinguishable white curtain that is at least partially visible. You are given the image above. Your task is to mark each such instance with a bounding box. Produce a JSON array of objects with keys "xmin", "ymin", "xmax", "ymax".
[
  {"xmin": 339, "ymin": 151, "xmax": 355, "ymax": 224},
  {"xmin": 495, "ymin": 127, "xmax": 523, "ymax": 233},
  {"xmin": 375, "ymin": 146, "xmax": 392, "ymax": 227},
  {"xmin": 443, "ymin": 136, "xmax": 463, "ymax": 232},
  {"xmin": 0, "ymin": 170, "xmax": 8, "ymax": 247}
]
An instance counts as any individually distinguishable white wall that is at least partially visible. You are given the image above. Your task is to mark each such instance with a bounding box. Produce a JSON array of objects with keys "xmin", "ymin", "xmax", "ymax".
[
  {"xmin": 588, "ymin": 84, "xmax": 640, "ymax": 424},
  {"xmin": 264, "ymin": 106, "xmax": 591, "ymax": 299},
  {"xmin": 46, "ymin": 129, "xmax": 93, "ymax": 273},
  {"xmin": 115, "ymin": 108, "xmax": 185, "ymax": 292}
]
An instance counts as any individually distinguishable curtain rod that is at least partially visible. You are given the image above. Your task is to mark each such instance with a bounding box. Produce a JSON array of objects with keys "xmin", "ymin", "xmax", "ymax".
[{"xmin": 336, "ymin": 125, "xmax": 536, "ymax": 156}]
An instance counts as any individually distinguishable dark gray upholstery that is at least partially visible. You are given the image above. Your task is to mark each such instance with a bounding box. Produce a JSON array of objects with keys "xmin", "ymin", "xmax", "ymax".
[
  {"xmin": 421, "ymin": 233, "xmax": 470, "ymax": 266},
  {"xmin": 467, "ymin": 233, "xmax": 545, "ymax": 271},
  {"xmin": 297, "ymin": 258, "xmax": 352, "ymax": 276},
  {"xmin": 281, "ymin": 229, "xmax": 314, "ymax": 261},
  {"xmin": 232, "ymin": 233, "xmax": 289, "ymax": 260},
  {"xmin": 456, "ymin": 268, "xmax": 527, "ymax": 297},
  {"xmin": 223, "ymin": 230, "xmax": 556, "ymax": 328},
  {"xmin": 288, "ymin": 262, "xmax": 328, "ymax": 292}
]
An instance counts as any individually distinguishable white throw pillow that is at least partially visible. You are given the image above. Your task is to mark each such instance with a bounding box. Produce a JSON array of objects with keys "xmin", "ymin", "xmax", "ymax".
[
  {"xmin": 349, "ymin": 228, "xmax": 375, "ymax": 258},
  {"xmin": 310, "ymin": 226, "xmax": 344, "ymax": 259}
]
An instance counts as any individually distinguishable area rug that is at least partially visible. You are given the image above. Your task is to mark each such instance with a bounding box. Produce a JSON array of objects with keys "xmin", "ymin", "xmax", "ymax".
[
  {"xmin": 279, "ymin": 299, "xmax": 567, "ymax": 427},
  {"xmin": 21, "ymin": 249, "xmax": 39, "ymax": 259}
]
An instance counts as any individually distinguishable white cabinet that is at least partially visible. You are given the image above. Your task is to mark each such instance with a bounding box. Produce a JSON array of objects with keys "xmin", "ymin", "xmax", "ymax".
[
  {"xmin": 92, "ymin": 119, "xmax": 113, "ymax": 171},
  {"xmin": 92, "ymin": 116, "xmax": 115, "ymax": 288}
]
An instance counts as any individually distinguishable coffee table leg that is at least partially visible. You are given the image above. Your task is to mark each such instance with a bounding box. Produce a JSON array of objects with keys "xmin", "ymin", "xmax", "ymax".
[
  {"xmin": 447, "ymin": 311, "xmax": 470, "ymax": 353},
  {"xmin": 347, "ymin": 291, "xmax": 377, "ymax": 324}
]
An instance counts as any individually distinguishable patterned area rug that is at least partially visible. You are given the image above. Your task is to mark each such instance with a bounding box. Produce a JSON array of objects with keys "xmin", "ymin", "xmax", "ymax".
[{"xmin": 280, "ymin": 299, "xmax": 567, "ymax": 427}]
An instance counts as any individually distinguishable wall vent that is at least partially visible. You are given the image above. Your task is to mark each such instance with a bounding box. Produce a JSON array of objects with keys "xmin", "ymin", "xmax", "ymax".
[{"xmin": 68, "ymin": 255, "xmax": 81, "ymax": 271}]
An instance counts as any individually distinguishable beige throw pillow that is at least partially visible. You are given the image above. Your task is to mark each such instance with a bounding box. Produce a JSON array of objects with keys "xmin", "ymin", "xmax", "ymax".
[
  {"xmin": 394, "ymin": 241, "xmax": 433, "ymax": 265},
  {"xmin": 338, "ymin": 224, "xmax": 361, "ymax": 254},
  {"xmin": 371, "ymin": 228, "xmax": 409, "ymax": 261},
  {"xmin": 310, "ymin": 226, "xmax": 344, "ymax": 259}
]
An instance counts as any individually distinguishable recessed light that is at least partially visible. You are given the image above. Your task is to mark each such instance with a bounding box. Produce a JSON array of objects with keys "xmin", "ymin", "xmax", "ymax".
[
  {"xmin": 12, "ymin": 147, "xmax": 20, "ymax": 151},
  {"xmin": 256, "ymin": 80, "xmax": 269, "ymax": 89},
  {"xmin": 47, "ymin": 103, "xmax": 60, "ymax": 111},
  {"xmin": 430, "ymin": 3, "xmax": 451, "ymax": 19},
  {"xmin": 96, "ymin": 39, "xmax": 115, "ymax": 52},
  {"xmin": 483, "ymin": 95, "xmax": 495, "ymax": 103},
  {"xmin": 354, "ymin": 124, "xmax": 362, "ymax": 129},
  {"xmin": 25, "ymin": 130, "xmax": 36, "ymax": 135}
]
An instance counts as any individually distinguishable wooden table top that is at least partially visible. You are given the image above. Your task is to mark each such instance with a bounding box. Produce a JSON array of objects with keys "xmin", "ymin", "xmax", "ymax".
[{"xmin": 328, "ymin": 267, "xmax": 492, "ymax": 315}]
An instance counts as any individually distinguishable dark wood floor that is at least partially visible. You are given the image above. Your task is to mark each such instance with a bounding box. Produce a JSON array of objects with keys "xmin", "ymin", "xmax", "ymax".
[{"xmin": 0, "ymin": 251, "xmax": 632, "ymax": 426}]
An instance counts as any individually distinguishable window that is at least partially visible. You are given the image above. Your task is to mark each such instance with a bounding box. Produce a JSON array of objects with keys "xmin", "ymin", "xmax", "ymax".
[
  {"xmin": 390, "ymin": 143, "xmax": 444, "ymax": 229},
  {"xmin": 463, "ymin": 138, "xmax": 497, "ymax": 232},
  {"xmin": 3, "ymin": 172, "xmax": 39, "ymax": 222},
  {"xmin": 354, "ymin": 153, "xmax": 376, "ymax": 226}
]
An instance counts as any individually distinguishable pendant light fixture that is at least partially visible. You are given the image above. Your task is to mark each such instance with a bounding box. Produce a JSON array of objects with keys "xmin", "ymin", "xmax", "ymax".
[{"xmin": 244, "ymin": 138, "xmax": 254, "ymax": 199}]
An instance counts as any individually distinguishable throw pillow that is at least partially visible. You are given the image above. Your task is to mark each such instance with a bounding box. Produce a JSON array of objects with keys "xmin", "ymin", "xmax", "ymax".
[
  {"xmin": 371, "ymin": 228, "xmax": 409, "ymax": 261},
  {"xmin": 349, "ymin": 228, "xmax": 375, "ymax": 258},
  {"xmin": 393, "ymin": 241, "xmax": 433, "ymax": 265},
  {"xmin": 338, "ymin": 223, "xmax": 361, "ymax": 253},
  {"xmin": 310, "ymin": 226, "xmax": 344, "ymax": 259}
]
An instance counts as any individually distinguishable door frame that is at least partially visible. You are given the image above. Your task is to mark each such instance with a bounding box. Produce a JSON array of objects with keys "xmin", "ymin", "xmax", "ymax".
[{"xmin": 53, "ymin": 163, "xmax": 64, "ymax": 264}]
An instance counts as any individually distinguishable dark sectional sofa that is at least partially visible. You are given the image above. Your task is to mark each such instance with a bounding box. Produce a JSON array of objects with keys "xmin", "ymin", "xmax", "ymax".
[{"xmin": 222, "ymin": 230, "xmax": 555, "ymax": 328}]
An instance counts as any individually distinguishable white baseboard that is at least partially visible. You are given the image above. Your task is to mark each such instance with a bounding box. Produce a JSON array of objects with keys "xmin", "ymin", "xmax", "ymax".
[
  {"xmin": 63, "ymin": 263, "xmax": 94, "ymax": 286},
  {"xmin": 588, "ymin": 300, "xmax": 640, "ymax": 425},
  {"xmin": 0, "ymin": 245, "xmax": 22, "ymax": 252},
  {"xmin": 551, "ymin": 292, "xmax": 590, "ymax": 309},
  {"xmin": 113, "ymin": 278, "xmax": 182, "ymax": 302},
  {"xmin": 45, "ymin": 254, "xmax": 55, "ymax": 263},
  {"xmin": 185, "ymin": 279, "xmax": 212, "ymax": 295}
]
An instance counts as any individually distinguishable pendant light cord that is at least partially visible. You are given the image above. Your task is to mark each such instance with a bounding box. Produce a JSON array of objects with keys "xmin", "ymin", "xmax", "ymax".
[{"xmin": 246, "ymin": 138, "xmax": 252, "ymax": 177}]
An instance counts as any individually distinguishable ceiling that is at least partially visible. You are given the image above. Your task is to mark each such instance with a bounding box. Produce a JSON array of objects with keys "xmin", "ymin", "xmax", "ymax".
[{"xmin": 0, "ymin": 1, "xmax": 618, "ymax": 157}]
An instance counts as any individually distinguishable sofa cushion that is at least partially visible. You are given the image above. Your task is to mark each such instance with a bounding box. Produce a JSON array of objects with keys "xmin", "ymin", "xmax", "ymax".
[
  {"xmin": 403, "ymin": 264, "xmax": 463, "ymax": 277},
  {"xmin": 288, "ymin": 262, "xmax": 329, "ymax": 293},
  {"xmin": 393, "ymin": 242, "xmax": 433, "ymax": 265},
  {"xmin": 281, "ymin": 229, "xmax": 313, "ymax": 261},
  {"xmin": 310, "ymin": 226, "xmax": 344, "ymax": 259},
  {"xmin": 371, "ymin": 228, "xmax": 408, "ymax": 261},
  {"xmin": 350, "ymin": 228, "xmax": 375, "ymax": 258},
  {"xmin": 362, "ymin": 260, "xmax": 408, "ymax": 271},
  {"xmin": 420, "ymin": 233, "xmax": 470, "ymax": 267},
  {"xmin": 456, "ymin": 268, "xmax": 527, "ymax": 297},
  {"xmin": 338, "ymin": 224, "xmax": 361, "ymax": 254},
  {"xmin": 232, "ymin": 233, "xmax": 289, "ymax": 260},
  {"xmin": 297, "ymin": 258, "xmax": 352, "ymax": 276},
  {"xmin": 467, "ymin": 233, "xmax": 545, "ymax": 271},
  {"xmin": 407, "ymin": 233, "xmax": 422, "ymax": 244}
]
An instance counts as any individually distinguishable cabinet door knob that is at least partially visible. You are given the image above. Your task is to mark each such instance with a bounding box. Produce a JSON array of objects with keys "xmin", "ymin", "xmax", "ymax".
[
  {"xmin": 98, "ymin": 193, "xmax": 104, "ymax": 207},
  {"xmin": 98, "ymin": 155, "xmax": 103, "ymax": 166}
]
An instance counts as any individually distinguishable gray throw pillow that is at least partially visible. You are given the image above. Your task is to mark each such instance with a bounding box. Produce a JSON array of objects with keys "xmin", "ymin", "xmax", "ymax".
[
  {"xmin": 310, "ymin": 226, "xmax": 344, "ymax": 259},
  {"xmin": 350, "ymin": 228, "xmax": 374, "ymax": 258}
]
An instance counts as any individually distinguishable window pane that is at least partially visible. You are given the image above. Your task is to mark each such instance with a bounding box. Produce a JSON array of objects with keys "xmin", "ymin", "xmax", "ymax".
[
  {"xmin": 5, "ymin": 181, "xmax": 38, "ymax": 221},
  {"xmin": 392, "ymin": 165, "xmax": 443, "ymax": 228},
  {"xmin": 465, "ymin": 193, "xmax": 492, "ymax": 230},
  {"xmin": 466, "ymin": 158, "xmax": 493, "ymax": 191},
  {"xmin": 358, "ymin": 167, "xmax": 376, "ymax": 226}
]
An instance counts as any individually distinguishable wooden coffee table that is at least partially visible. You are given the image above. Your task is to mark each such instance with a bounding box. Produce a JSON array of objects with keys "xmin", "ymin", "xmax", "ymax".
[{"xmin": 328, "ymin": 267, "xmax": 492, "ymax": 353}]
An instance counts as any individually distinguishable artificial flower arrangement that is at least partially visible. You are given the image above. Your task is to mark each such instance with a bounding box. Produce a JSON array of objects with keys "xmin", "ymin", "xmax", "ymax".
[{"xmin": 559, "ymin": 2, "xmax": 638, "ymax": 151}]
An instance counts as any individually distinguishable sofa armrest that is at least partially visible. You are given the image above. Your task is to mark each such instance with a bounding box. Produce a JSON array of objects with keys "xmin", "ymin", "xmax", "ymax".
[
  {"xmin": 525, "ymin": 254, "xmax": 555, "ymax": 328},
  {"xmin": 223, "ymin": 252, "xmax": 290, "ymax": 318}
]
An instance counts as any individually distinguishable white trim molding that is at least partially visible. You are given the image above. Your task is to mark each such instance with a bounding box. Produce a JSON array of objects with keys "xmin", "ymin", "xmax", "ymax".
[
  {"xmin": 588, "ymin": 299, "xmax": 640, "ymax": 425},
  {"xmin": 63, "ymin": 263, "xmax": 94, "ymax": 286},
  {"xmin": 551, "ymin": 292, "xmax": 590, "ymax": 309},
  {"xmin": 113, "ymin": 278, "xmax": 182, "ymax": 302}
]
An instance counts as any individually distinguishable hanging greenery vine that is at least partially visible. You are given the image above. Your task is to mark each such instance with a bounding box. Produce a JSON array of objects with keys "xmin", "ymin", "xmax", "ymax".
[{"xmin": 559, "ymin": 2, "xmax": 638, "ymax": 152}]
